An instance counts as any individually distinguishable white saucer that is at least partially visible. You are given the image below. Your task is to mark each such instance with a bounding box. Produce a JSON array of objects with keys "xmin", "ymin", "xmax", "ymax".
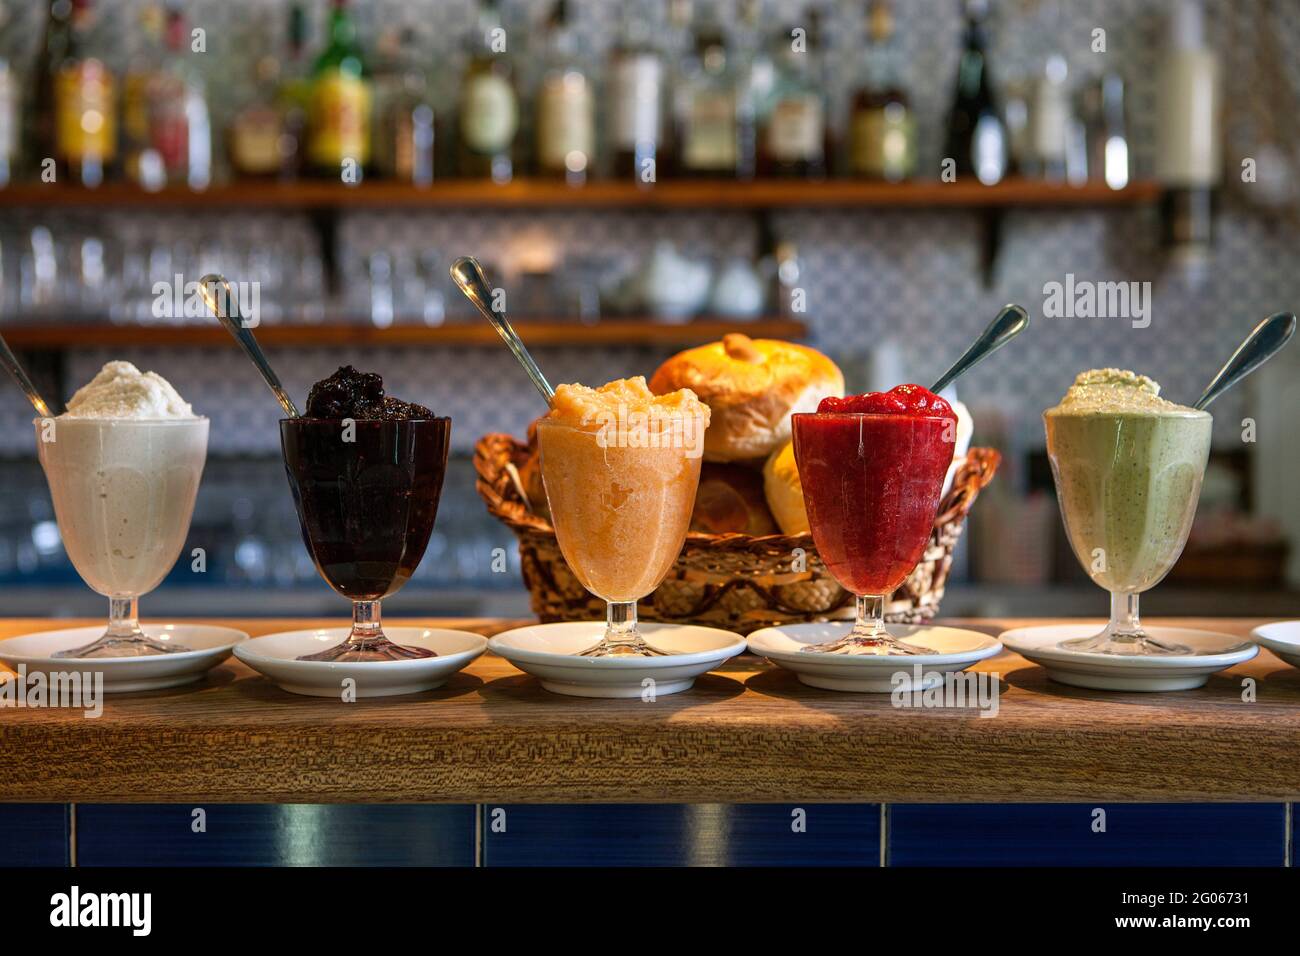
[
  {"xmin": 1000, "ymin": 624, "xmax": 1258, "ymax": 692},
  {"xmin": 0, "ymin": 624, "xmax": 248, "ymax": 693},
  {"xmin": 1250, "ymin": 621, "xmax": 1300, "ymax": 669},
  {"xmin": 234, "ymin": 627, "xmax": 487, "ymax": 698},
  {"xmin": 488, "ymin": 622, "xmax": 747, "ymax": 698},
  {"xmin": 746, "ymin": 622, "xmax": 1003, "ymax": 693}
]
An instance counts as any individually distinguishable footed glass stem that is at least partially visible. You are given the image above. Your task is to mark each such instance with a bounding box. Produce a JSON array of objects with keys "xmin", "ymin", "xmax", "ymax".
[
  {"xmin": 579, "ymin": 600, "xmax": 668, "ymax": 657},
  {"xmin": 801, "ymin": 594, "xmax": 934, "ymax": 655},
  {"xmin": 54, "ymin": 596, "xmax": 189, "ymax": 659},
  {"xmin": 297, "ymin": 599, "xmax": 437, "ymax": 663},
  {"xmin": 1059, "ymin": 592, "xmax": 1193, "ymax": 656}
]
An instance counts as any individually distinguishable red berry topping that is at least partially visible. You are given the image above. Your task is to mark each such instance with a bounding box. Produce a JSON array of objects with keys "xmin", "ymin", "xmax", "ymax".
[{"xmin": 817, "ymin": 384, "xmax": 955, "ymax": 419}]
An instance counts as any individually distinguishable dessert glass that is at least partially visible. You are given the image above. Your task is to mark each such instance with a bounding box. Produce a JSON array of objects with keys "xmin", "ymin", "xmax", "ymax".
[
  {"xmin": 37, "ymin": 417, "xmax": 209, "ymax": 658},
  {"xmin": 536, "ymin": 414, "xmax": 703, "ymax": 657},
  {"xmin": 1044, "ymin": 409, "xmax": 1212, "ymax": 655},
  {"xmin": 791, "ymin": 411, "xmax": 954, "ymax": 655},
  {"xmin": 281, "ymin": 416, "xmax": 450, "ymax": 662}
]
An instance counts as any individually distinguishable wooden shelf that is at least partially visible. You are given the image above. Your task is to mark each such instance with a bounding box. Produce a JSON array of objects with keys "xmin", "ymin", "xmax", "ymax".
[
  {"xmin": 1, "ymin": 616, "xmax": 1295, "ymax": 804},
  {"xmin": 0, "ymin": 317, "xmax": 808, "ymax": 350},
  {"xmin": 0, "ymin": 177, "xmax": 1162, "ymax": 210}
]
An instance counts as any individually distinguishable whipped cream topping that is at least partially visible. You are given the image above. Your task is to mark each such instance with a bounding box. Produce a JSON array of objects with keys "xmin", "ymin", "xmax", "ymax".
[
  {"xmin": 62, "ymin": 361, "xmax": 196, "ymax": 419},
  {"xmin": 1047, "ymin": 368, "xmax": 1204, "ymax": 417}
]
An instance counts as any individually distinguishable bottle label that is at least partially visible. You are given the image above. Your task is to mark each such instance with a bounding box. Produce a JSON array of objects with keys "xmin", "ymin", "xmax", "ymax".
[
  {"xmin": 610, "ymin": 54, "xmax": 662, "ymax": 150},
  {"xmin": 461, "ymin": 73, "xmax": 518, "ymax": 154},
  {"xmin": 537, "ymin": 72, "xmax": 594, "ymax": 172},
  {"xmin": 309, "ymin": 69, "xmax": 371, "ymax": 167},
  {"xmin": 55, "ymin": 60, "xmax": 117, "ymax": 163},
  {"xmin": 684, "ymin": 90, "xmax": 736, "ymax": 171},
  {"xmin": 765, "ymin": 94, "xmax": 823, "ymax": 162},
  {"xmin": 230, "ymin": 107, "xmax": 283, "ymax": 175},
  {"xmin": 850, "ymin": 106, "xmax": 916, "ymax": 179}
]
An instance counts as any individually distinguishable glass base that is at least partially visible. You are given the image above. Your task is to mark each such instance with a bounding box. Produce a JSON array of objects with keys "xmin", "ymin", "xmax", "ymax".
[
  {"xmin": 579, "ymin": 633, "xmax": 670, "ymax": 658},
  {"xmin": 53, "ymin": 631, "xmax": 189, "ymax": 659},
  {"xmin": 1059, "ymin": 629, "xmax": 1193, "ymax": 656},
  {"xmin": 297, "ymin": 636, "xmax": 437, "ymax": 663},
  {"xmin": 800, "ymin": 631, "xmax": 935, "ymax": 656}
]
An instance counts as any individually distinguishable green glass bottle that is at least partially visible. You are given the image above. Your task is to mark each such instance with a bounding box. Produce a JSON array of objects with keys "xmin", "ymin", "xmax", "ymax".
[{"xmin": 307, "ymin": 0, "xmax": 371, "ymax": 180}]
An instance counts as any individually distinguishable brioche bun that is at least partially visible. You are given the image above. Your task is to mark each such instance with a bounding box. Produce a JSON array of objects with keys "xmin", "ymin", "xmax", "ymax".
[
  {"xmin": 762, "ymin": 440, "xmax": 809, "ymax": 536},
  {"xmin": 691, "ymin": 462, "xmax": 779, "ymax": 536},
  {"xmin": 649, "ymin": 334, "xmax": 844, "ymax": 462}
]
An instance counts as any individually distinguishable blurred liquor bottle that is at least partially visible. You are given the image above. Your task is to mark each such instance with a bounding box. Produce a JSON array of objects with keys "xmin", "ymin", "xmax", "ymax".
[
  {"xmin": 757, "ymin": 18, "xmax": 829, "ymax": 178},
  {"xmin": 607, "ymin": 2, "xmax": 664, "ymax": 183},
  {"xmin": 536, "ymin": 0, "xmax": 594, "ymax": 184},
  {"xmin": 0, "ymin": 50, "xmax": 14, "ymax": 188},
  {"xmin": 277, "ymin": 2, "xmax": 312, "ymax": 179},
  {"xmin": 28, "ymin": 0, "xmax": 70, "ymax": 181},
  {"xmin": 372, "ymin": 27, "xmax": 436, "ymax": 186},
  {"xmin": 228, "ymin": 54, "xmax": 287, "ymax": 179},
  {"xmin": 848, "ymin": 0, "xmax": 916, "ymax": 182},
  {"xmin": 943, "ymin": 0, "xmax": 1007, "ymax": 185},
  {"xmin": 674, "ymin": 2, "xmax": 751, "ymax": 178},
  {"xmin": 458, "ymin": 0, "xmax": 518, "ymax": 183},
  {"xmin": 32, "ymin": 0, "xmax": 116, "ymax": 188},
  {"xmin": 148, "ymin": 2, "xmax": 211, "ymax": 190},
  {"xmin": 121, "ymin": 1, "xmax": 163, "ymax": 187},
  {"xmin": 307, "ymin": 0, "xmax": 371, "ymax": 181}
]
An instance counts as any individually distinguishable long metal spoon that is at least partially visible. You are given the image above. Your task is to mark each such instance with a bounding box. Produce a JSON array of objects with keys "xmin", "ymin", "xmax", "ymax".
[
  {"xmin": 198, "ymin": 273, "xmax": 300, "ymax": 417},
  {"xmin": 1193, "ymin": 311, "xmax": 1296, "ymax": 410},
  {"xmin": 450, "ymin": 256, "xmax": 555, "ymax": 405},
  {"xmin": 0, "ymin": 331, "xmax": 54, "ymax": 418},
  {"xmin": 930, "ymin": 303, "xmax": 1031, "ymax": 394}
]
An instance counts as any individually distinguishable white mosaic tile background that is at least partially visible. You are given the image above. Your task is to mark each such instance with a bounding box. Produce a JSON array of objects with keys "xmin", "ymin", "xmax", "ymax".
[{"xmin": 0, "ymin": 0, "xmax": 1296, "ymax": 455}]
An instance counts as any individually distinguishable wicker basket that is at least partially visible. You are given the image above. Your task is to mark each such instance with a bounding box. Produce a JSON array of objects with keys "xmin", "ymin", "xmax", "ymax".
[{"xmin": 474, "ymin": 432, "xmax": 1000, "ymax": 635}]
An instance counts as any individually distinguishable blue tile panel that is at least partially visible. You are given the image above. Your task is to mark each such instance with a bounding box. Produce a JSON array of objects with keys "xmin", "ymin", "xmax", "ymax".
[
  {"xmin": 0, "ymin": 804, "xmax": 70, "ymax": 866},
  {"xmin": 10, "ymin": 801, "xmax": 1286, "ymax": 866},
  {"xmin": 75, "ymin": 804, "xmax": 475, "ymax": 867},
  {"xmin": 888, "ymin": 803, "xmax": 1287, "ymax": 867},
  {"xmin": 482, "ymin": 803, "xmax": 881, "ymax": 867}
]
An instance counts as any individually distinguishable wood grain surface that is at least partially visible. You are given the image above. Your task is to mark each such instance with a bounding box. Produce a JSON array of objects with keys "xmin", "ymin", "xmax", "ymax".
[{"xmin": 2, "ymin": 617, "xmax": 1296, "ymax": 805}]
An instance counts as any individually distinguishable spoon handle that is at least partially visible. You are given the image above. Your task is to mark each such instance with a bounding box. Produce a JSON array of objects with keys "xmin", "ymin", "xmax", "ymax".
[
  {"xmin": 1194, "ymin": 311, "xmax": 1296, "ymax": 411},
  {"xmin": 930, "ymin": 303, "xmax": 1030, "ymax": 395},
  {"xmin": 0, "ymin": 332, "xmax": 54, "ymax": 418},
  {"xmin": 450, "ymin": 256, "xmax": 555, "ymax": 405},
  {"xmin": 198, "ymin": 274, "xmax": 301, "ymax": 418}
]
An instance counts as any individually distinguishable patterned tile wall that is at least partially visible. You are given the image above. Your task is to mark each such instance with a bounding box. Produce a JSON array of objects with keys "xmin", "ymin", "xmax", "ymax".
[{"xmin": 0, "ymin": 0, "xmax": 1296, "ymax": 456}]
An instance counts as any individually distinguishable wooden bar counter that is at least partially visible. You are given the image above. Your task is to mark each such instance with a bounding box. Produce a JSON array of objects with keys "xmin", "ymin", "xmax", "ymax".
[{"xmin": 2, "ymin": 617, "xmax": 1297, "ymax": 805}]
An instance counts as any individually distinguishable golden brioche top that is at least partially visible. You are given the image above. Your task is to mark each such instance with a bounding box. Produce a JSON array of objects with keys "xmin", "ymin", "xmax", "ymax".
[{"xmin": 648, "ymin": 334, "xmax": 843, "ymax": 411}]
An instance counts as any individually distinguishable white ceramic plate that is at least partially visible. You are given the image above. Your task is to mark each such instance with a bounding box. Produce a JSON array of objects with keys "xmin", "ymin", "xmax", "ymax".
[
  {"xmin": 489, "ymin": 622, "xmax": 747, "ymax": 698},
  {"xmin": 747, "ymin": 622, "xmax": 1002, "ymax": 693},
  {"xmin": 0, "ymin": 624, "xmax": 248, "ymax": 693},
  {"xmin": 234, "ymin": 627, "xmax": 487, "ymax": 698},
  {"xmin": 1000, "ymin": 624, "xmax": 1258, "ymax": 692},
  {"xmin": 1250, "ymin": 620, "xmax": 1300, "ymax": 669}
]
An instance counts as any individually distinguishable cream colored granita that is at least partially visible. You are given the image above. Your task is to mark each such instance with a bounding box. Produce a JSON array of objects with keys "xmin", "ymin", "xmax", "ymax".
[
  {"xmin": 537, "ymin": 377, "xmax": 709, "ymax": 603},
  {"xmin": 36, "ymin": 362, "xmax": 208, "ymax": 657},
  {"xmin": 1044, "ymin": 368, "xmax": 1211, "ymax": 593}
]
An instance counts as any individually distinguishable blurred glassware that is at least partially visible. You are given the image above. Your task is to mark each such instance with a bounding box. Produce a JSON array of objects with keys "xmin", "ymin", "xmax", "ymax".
[
  {"xmin": 1081, "ymin": 73, "xmax": 1129, "ymax": 190},
  {"xmin": 367, "ymin": 250, "xmax": 395, "ymax": 327},
  {"xmin": 708, "ymin": 256, "xmax": 764, "ymax": 318},
  {"xmin": 417, "ymin": 250, "xmax": 447, "ymax": 326}
]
